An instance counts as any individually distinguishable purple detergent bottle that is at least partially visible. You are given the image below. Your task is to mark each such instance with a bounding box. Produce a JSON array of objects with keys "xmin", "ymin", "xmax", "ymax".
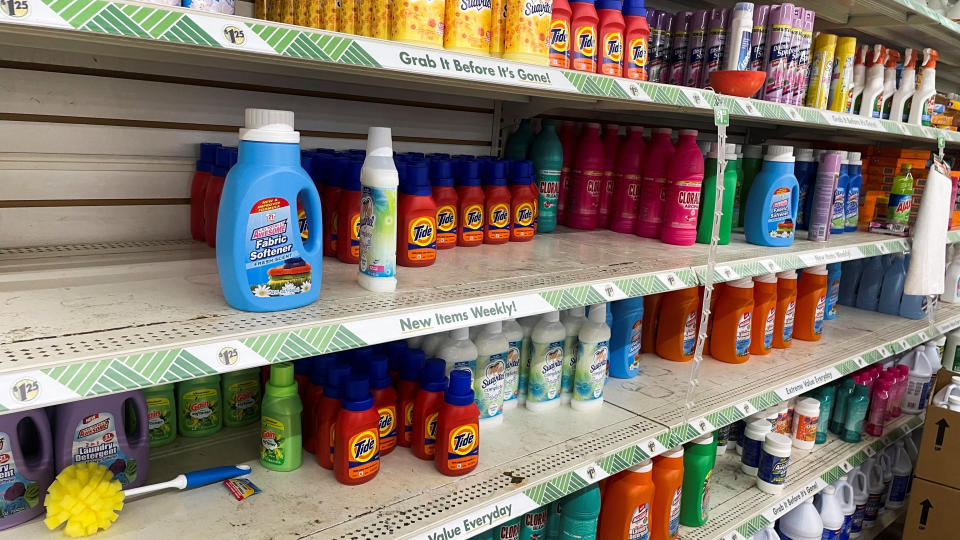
[
  {"xmin": 54, "ymin": 390, "xmax": 149, "ymax": 489},
  {"xmin": 0, "ymin": 410, "xmax": 53, "ymax": 530}
]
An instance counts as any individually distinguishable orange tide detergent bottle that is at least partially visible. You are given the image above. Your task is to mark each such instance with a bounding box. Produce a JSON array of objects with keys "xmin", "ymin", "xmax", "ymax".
[
  {"xmin": 597, "ymin": 0, "xmax": 625, "ymax": 76},
  {"xmin": 303, "ymin": 355, "xmax": 334, "ymax": 454},
  {"xmin": 431, "ymin": 159, "xmax": 458, "ymax": 250},
  {"xmin": 651, "ymin": 446, "xmax": 684, "ymax": 540},
  {"xmin": 792, "ymin": 265, "xmax": 829, "ymax": 341},
  {"xmin": 323, "ymin": 156, "xmax": 346, "ymax": 257},
  {"xmin": 367, "ymin": 355, "xmax": 398, "ymax": 456},
  {"xmin": 656, "ymin": 287, "xmax": 699, "ymax": 362},
  {"xmin": 751, "ymin": 274, "xmax": 778, "ymax": 355},
  {"xmin": 398, "ymin": 161, "xmax": 438, "ymax": 266},
  {"xmin": 457, "ymin": 160, "xmax": 486, "ymax": 247},
  {"xmin": 317, "ymin": 363, "xmax": 351, "ymax": 469},
  {"xmin": 710, "ymin": 278, "xmax": 754, "ymax": 364},
  {"xmin": 570, "ymin": 0, "xmax": 599, "ymax": 72},
  {"xmin": 773, "ymin": 270, "xmax": 798, "ymax": 349},
  {"xmin": 334, "ymin": 374, "xmax": 380, "ymax": 485},
  {"xmin": 483, "ymin": 160, "xmax": 512, "ymax": 244},
  {"xmin": 641, "ymin": 292, "xmax": 662, "ymax": 354},
  {"xmin": 397, "ymin": 349, "xmax": 424, "ymax": 448},
  {"xmin": 509, "ymin": 160, "xmax": 538, "ymax": 241},
  {"xmin": 597, "ymin": 458, "xmax": 655, "ymax": 540},
  {"xmin": 622, "ymin": 0, "xmax": 650, "ymax": 80},
  {"xmin": 337, "ymin": 159, "xmax": 364, "ymax": 263},
  {"xmin": 550, "ymin": 0, "xmax": 572, "ymax": 68},
  {"xmin": 434, "ymin": 369, "xmax": 481, "ymax": 476},
  {"xmin": 412, "ymin": 358, "xmax": 448, "ymax": 460}
]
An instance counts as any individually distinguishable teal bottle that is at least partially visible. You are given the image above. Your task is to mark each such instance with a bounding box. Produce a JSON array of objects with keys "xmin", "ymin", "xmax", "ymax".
[
  {"xmin": 743, "ymin": 145, "xmax": 800, "ymax": 247},
  {"xmin": 814, "ymin": 383, "xmax": 836, "ymax": 444},
  {"xmin": 877, "ymin": 255, "xmax": 907, "ymax": 315},
  {"xmin": 679, "ymin": 433, "xmax": 718, "ymax": 527},
  {"xmin": 738, "ymin": 145, "xmax": 763, "ymax": 227},
  {"xmin": 520, "ymin": 506, "xmax": 548, "ymax": 540},
  {"xmin": 842, "ymin": 385, "xmax": 871, "ymax": 443},
  {"xmin": 505, "ymin": 119, "xmax": 534, "ymax": 160},
  {"xmin": 530, "ymin": 120, "xmax": 564, "ymax": 233},
  {"xmin": 696, "ymin": 144, "xmax": 738, "ymax": 245},
  {"xmin": 829, "ymin": 378, "xmax": 856, "ymax": 435},
  {"xmin": 558, "ymin": 485, "xmax": 601, "ymax": 539},
  {"xmin": 855, "ymin": 256, "xmax": 885, "ymax": 311},
  {"xmin": 546, "ymin": 497, "xmax": 563, "ymax": 539}
]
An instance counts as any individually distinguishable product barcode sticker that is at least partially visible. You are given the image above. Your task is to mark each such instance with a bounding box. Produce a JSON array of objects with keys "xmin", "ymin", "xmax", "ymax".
[
  {"xmin": 840, "ymin": 461, "xmax": 853, "ymax": 473},
  {"xmin": 759, "ymin": 259, "xmax": 781, "ymax": 274},
  {"xmin": 738, "ymin": 401, "xmax": 756, "ymax": 416},
  {"xmin": 715, "ymin": 265, "xmax": 739, "ymax": 281}
]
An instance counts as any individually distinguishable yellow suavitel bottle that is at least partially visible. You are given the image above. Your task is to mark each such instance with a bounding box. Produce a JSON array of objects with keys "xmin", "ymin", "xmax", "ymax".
[
  {"xmin": 805, "ymin": 33, "xmax": 837, "ymax": 110},
  {"xmin": 320, "ymin": 0, "xmax": 338, "ymax": 30},
  {"xmin": 502, "ymin": 0, "xmax": 552, "ymax": 65},
  {"xmin": 358, "ymin": 0, "xmax": 373, "ymax": 36},
  {"xmin": 340, "ymin": 0, "xmax": 358, "ymax": 34},
  {"xmin": 392, "ymin": 0, "xmax": 445, "ymax": 48},
  {"xmin": 489, "ymin": 0, "xmax": 507, "ymax": 57},
  {"xmin": 827, "ymin": 36, "xmax": 857, "ymax": 113},
  {"xmin": 444, "ymin": 0, "xmax": 493, "ymax": 56},
  {"xmin": 371, "ymin": 0, "xmax": 390, "ymax": 38}
]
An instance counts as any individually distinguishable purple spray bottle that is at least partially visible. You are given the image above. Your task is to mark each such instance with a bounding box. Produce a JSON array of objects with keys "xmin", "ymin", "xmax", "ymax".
[
  {"xmin": 794, "ymin": 9, "xmax": 816, "ymax": 105},
  {"xmin": 749, "ymin": 4, "xmax": 770, "ymax": 98},
  {"xmin": 763, "ymin": 3, "xmax": 794, "ymax": 102},
  {"xmin": 684, "ymin": 9, "xmax": 709, "ymax": 87},
  {"xmin": 669, "ymin": 11, "xmax": 692, "ymax": 86},
  {"xmin": 783, "ymin": 6, "xmax": 804, "ymax": 104},
  {"xmin": 701, "ymin": 8, "xmax": 729, "ymax": 87}
]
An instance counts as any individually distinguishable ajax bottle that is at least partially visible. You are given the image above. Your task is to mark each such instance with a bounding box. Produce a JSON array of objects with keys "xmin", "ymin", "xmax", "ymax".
[
  {"xmin": 572, "ymin": 303, "xmax": 611, "ymax": 410},
  {"xmin": 599, "ymin": 124, "xmax": 622, "ymax": 227},
  {"xmin": 216, "ymin": 110, "xmax": 321, "ymax": 312},
  {"xmin": 474, "ymin": 322, "xmax": 509, "ymax": 426},
  {"xmin": 679, "ymin": 434, "xmax": 717, "ymax": 527},
  {"xmin": 337, "ymin": 159, "xmax": 364, "ymax": 264},
  {"xmin": 710, "ymin": 278, "xmax": 755, "ymax": 364},
  {"xmin": 651, "ymin": 446, "xmax": 684, "ymax": 540},
  {"xmin": 661, "ymin": 129, "xmax": 704, "ymax": 246},
  {"xmin": 597, "ymin": 458, "xmax": 655, "ymax": 540},
  {"xmin": 430, "ymin": 159, "xmax": 458, "ymax": 250},
  {"xmin": 623, "ymin": 0, "xmax": 650, "ymax": 80},
  {"xmin": 637, "ymin": 128, "xmax": 675, "ymax": 238},
  {"xmin": 261, "ymin": 363, "xmax": 303, "ymax": 472},
  {"xmin": 561, "ymin": 307, "xmax": 588, "ymax": 404},
  {"xmin": 334, "ymin": 374, "xmax": 380, "ymax": 485},
  {"xmin": 609, "ymin": 296, "xmax": 644, "ymax": 378},
  {"xmin": 0, "ymin": 410, "xmax": 53, "ymax": 530},
  {"xmin": 560, "ymin": 485, "xmax": 602, "ymax": 538},
  {"xmin": 792, "ymin": 265, "xmax": 828, "ymax": 342},
  {"xmin": 567, "ymin": 123, "xmax": 606, "ymax": 230},
  {"xmin": 527, "ymin": 311, "xmax": 566, "ymax": 411},
  {"xmin": 483, "ymin": 160, "xmax": 512, "ymax": 244},
  {"xmin": 887, "ymin": 164, "xmax": 914, "ymax": 225},
  {"xmin": 908, "ymin": 48, "xmax": 938, "ymax": 126},
  {"xmin": 397, "ymin": 161, "xmax": 437, "ymax": 267},
  {"xmin": 696, "ymin": 143, "xmax": 738, "ymax": 245},
  {"xmin": 656, "ymin": 287, "xmax": 700, "ymax": 362},
  {"xmin": 751, "ymin": 274, "xmax": 778, "ymax": 355},
  {"xmin": 610, "ymin": 126, "xmax": 646, "ymax": 234},
  {"xmin": 743, "ymin": 145, "xmax": 800, "ymax": 247},
  {"xmin": 509, "ymin": 160, "xmax": 538, "ymax": 242},
  {"xmin": 412, "ymin": 358, "xmax": 448, "ymax": 460},
  {"xmin": 597, "ymin": 1, "xmax": 625, "ymax": 77},
  {"xmin": 570, "ymin": 0, "xmax": 600, "ymax": 73},
  {"xmin": 434, "ymin": 370, "xmax": 480, "ymax": 476},
  {"xmin": 773, "ymin": 270, "xmax": 798, "ymax": 349}
]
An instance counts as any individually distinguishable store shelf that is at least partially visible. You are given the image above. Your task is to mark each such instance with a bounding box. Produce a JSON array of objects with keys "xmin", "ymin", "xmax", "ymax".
[
  {"xmin": 1, "ymin": 0, "xmax": 958, "ymax": 147},
  {"xmin": 681, "ymin": 413, "xmax": 923, "ymax": 540},
  {"xmin": 858, "ymin": 503, "xmax": 907, "ymax": 540},
  {"xmin": 0, "ymin": 229, "xmax": 932, "ymax": 414}
]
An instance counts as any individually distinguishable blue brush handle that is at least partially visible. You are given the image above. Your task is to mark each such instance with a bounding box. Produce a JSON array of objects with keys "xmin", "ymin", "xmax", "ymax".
[{"xmin": 183, "ymin": 465, "xmax": 251, "ymax": 488}]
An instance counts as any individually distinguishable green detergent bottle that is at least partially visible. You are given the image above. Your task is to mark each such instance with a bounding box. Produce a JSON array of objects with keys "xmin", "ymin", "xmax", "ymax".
[
  {"xmin": 546, "ymin": 496, "xmax": 564, "ymax": 539},
  {"xmin": 679, "ymin": 433, "xmax": 718, "ymax": 527},
  {"xmin": 887, "ymin": 163, "xmax": 914, "ymax": 224},
  {"xmin": 505, "ymin": 119, "xmax": 534, "ymax": 160},
  {"xmin": 559, "ymin": 485, "xmax": 600, "ymax": 539},
  {"xmin": 813, "ymin": 383, "xmax": 836, "ymax": 444},
  {"xmin": 177, "ymin": 374, "xmax": 222, "ymax": 437},
  {"xmin": 260, "ymin": 362, "xmax": 303, "ymax": 471},
  {"xmin": 223, "ymin": 367, "xmax": 261, "ymax": 427},
  {"xmin": 738, "ymin": 145, "xmax": 764, "ymax": 227},
  {"xmin": 143, "ymin": 384, "xmax": 176, "ymax": 447},
  {"xmin": 530, "ymin": 119, "xmax": 564, "ymax": 233},
  {"xmin": 697, "ymin": 143, "xmax": 738, "ymax": 245}
]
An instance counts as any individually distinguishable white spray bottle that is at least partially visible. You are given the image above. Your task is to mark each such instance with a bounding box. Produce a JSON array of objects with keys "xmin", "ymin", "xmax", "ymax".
[
  {"xmin": 890, "ymin": 49, "xmax": 917, "ymax": 123},
  {"xmin": 880, "ymin": 49, "xmax": 901, "ymax": 119},
  {"xmin": 908, "ymin": 48, "xmax": 938, "ymax": 126},
  {"xmin": 849, "ymin": 45, "xmax": 868, "ymax": 114},
  {"xmin": 859, "ymin": 45, "xmax": 887, "ymax": 118}
]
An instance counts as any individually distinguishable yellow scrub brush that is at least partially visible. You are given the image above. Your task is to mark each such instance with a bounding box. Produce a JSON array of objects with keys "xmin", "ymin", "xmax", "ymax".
[{"xmin": 44, "ymin": 461, "xmax": 251, "ymax": 537}]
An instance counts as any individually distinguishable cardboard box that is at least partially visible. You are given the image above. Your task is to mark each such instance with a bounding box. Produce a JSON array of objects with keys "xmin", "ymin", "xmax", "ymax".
[
  {"xmin": 875, "ymin": 148, "xmax": 932, "ymax": 160},
  {"xmin": 902, "ymin": 477, "xmax": 960, "ymax": 540},
  {"xmin": 914, "ymin": 369, "xmax": 960, "ymax": 487}
]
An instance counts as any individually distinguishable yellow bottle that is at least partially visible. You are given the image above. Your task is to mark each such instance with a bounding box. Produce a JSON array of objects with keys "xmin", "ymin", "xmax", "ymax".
[
  {"xmin": 321, "ymin": 0, "xmax": 338, "ymax": 30},
  {"xmin": 392, "ymin": 0, "xmax": 445, "ymax": 48},
  {"xmin": 358, "ymin": 0, "xmax": 373, "ymax": 35},
  {"xmin": 444, "ymin": 0, "xmax": 493, "ymax": 56},
  {"xmin": 490, "ymin": 0, "xmax": 507, "ymax": 57},
  {"xmin": 827, "ymin": 36, "xmax": 857, "ymax": 113},
  {"xmin": 340, "ymin": 0, "xmax": 358, "ymax": 33},
  {"xmin": 502, "ymin": 0, "xmax": 552, "ymax": 65},
  {"xmin": 372, "ymin": 0, "xmax": 390, "ymax": 38},
  {"xmin": 805, "ymin": 33, "xmax": 837, "ymax": 110}
]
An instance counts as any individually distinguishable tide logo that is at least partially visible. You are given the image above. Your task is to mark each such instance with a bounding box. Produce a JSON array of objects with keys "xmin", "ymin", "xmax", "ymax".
[
  {"xmin": 378, "ymin": 407, "xmax": 396, "ymax": 438},
  {"xmin": 490, "ymin": 203, "xmax": 510, "ymax": 228},
  {"xmin": 630, "ymin": 37, "xmax": 647, "ymax": 67},
  {"xmin": 549, "ymin": 20, "xmax": 569, "ymax": 52},
  {"xmin": 604, "ymin": 32, "xmax": 623, "ymax": 63},
  {"xmin": 464, "ymin": 204, "xmax": 484, "ymax": 230},
  {"xmin": 350, "ymin": 214, "xmax": 361, "ymax": 240},
  {"xmin": 409, "ymin": 216, "xmax": 436, "ymax": 246},
  {"xmin": 514, "ymin": 202, "xmax": 535, "ymax": 227},
  {"xmin": 437, "ymin": 205, "xmax": 457, "ymax": 232},
  {"xmin": 426, "ymin": 412, "xmax": 439, "ymax": 439},
  {"xmin": 349, "ymin": 429, "xmax": 378, "ymax": 462},
  {"xmin": 449, "ymin": 424, "xmax": 479, "ymax": 455},
  {"xmin": 576, "ymin": 26, "xmax": 596, "ymax": 58}
]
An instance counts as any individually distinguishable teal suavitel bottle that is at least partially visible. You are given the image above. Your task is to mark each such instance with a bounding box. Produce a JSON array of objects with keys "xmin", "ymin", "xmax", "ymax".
[
  {"xmin": 216, "ymin": 109, "xmax": 323, "ymax": 312},
  {"xmin": 531, "ymin": 120, "xmax": 564, "ymax": 233}
]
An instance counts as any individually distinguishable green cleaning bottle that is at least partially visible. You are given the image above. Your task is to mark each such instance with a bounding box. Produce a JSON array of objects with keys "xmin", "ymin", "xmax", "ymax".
[
  {"xmin": 738, "ymin": 145, "xmax": 764, "ymax": 227},
  {"xmin": 505, "ymin": 119, "xmax": 534, "ymax": 160},
  {"xmin": 222, "ymin": 367, "xmax": 261, "ymax": 427},
  {"xmin": 697, "ymin": 143, "xmax": 738, "ymax": 245},
  {"xmin": 546, "ymin": 497, "xmax": 564, "ymax": 539},
  {"xmin": 679, "ymin": 433, "xmax": 718, "ymax": 527},
  {"xmin": 177, "ymin": 374, "xmax": 222, "ymax": 437},
  {"xmin": 829, "ymin": 377, "xmax": 855, "ymax": 435},
  {"xmin": 143, "ymin": 384, "xmax": 176, "ymax": 447},
  {"xmin": 530, "ymin": 119, "xmax": 564, "ymax": 233},
  {"xmin": 886, "ymin": 163, "xmax": 914, "ymax": 224},
  {"xmin": 260, "ymin": 363, "xmax": 303, "ymax": 471},
  {"xmin": 559, "ymin": 485, "xmax": 601, "ymax": 539},
  {"xmin": 729, "ymin": 149, "xmax": 744, "ymax": 228}
]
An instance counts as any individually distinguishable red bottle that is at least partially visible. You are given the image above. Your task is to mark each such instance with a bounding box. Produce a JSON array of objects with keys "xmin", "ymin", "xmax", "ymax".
[
  {"xmin": 431, "ymin": 159, "xmax": 458, "ymax": 250},
  {"xmin": 323, "ymin": 156, "xmax": 346, "ymax": 257},
  {"xmin": 457, "ymin": 161, "xmax": 485, "ymax": 247},
  {"xmin": 567, "ymin": 123, "xmax": 606, "ymax": 230},
  {"xmin": 558, "ymin": 121, "xmax": 577, "ymax": 225},
  {"xmin": 550, "ymin": 0, "xmax": 572, "ymax": 68},
  {"xmin": 412, "ymin": 358, "xmax": 448, "ymax": 460},
  {"xmin": 434, "ymin": 369, "xmax": 481, "ymax": 476},
  {"xmin": 316, "ymin": 363, "xmax": 351, "ymax": 469},
  {"xmin": 509, "ymin": 160, "xmax": 538, "ymax": 241},
  {"xmin": 622, "ymin": 0, "xmax": 650, "ymax": 80},
  {"xmin": 190, "ymin": 143, "xmax": 220, "ymax": 242},
  {"xmin": 367, "ymin": 355, "xmax": 398, "ymax": 456},
  {"xmin": 303, "ymin": 355, "xmax": 334, "ymax": 454},
  {"xmin": 571, "ymin": 0, "xmax": 599, "ymax": 73},
  {"xmin": 484, "ymin": 160, "xmax": 512, "ymax": 244},
  {"xmin": 337, "ymin": 159, "xmax": 364, "ymax": 264},
  {"xmin": 397, "ymin": 349, "xmax": 424, "ymax": 448},
  {"xmin": 609, "ymin": 126, "xmax": 645, "ymax": 233},
  {"xmin": 334, "ymin": 374, "xmax": 380, "ymax": 485},
  {"xmin": 203, "ymin": 147, "xmax": 237, "ymax": 248},
  {"xmin": 398, "ymin": 162, "xmax": 438, "ymax": 267},
  {"xmin": 597, "ymin": 0, "xmax": 625, "ymax": 76},
  {"xmin": 598, "ymin": 124, "xmax": 621, "ymax": 228}
]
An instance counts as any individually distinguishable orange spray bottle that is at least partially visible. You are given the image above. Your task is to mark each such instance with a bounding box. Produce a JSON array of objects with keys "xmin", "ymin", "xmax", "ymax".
[
  {"xmin": 457, "ymin": 160, "xmax": 485, "ymax": 247},
  {"xmin": 710, "ymin": 278, "xmax": 754, "ymax": 364},
  {"xmin": 656, "ymin": 287, "xmax": 700, "ymax": 362},
  {"xmin": 483, "ymin": 160, "xmax": 512, "ymax": 244},
  {"xmin": 333, "ymin": 374, "xmax": 380, "ymax": 485},
  {"xmin": 412, "ymin": 358, "xmax": 448, "ymax": 460},
  {"xmin": 597, "ymin": 458, "xmax": 655, "ymax": 540},
  {"xmin": 773, "ymin": 270, "xmax": 798, "ymax": 349},
  {"xmin": 431, "ymin": 159, "xmax": 458, "ymax": 250},
  {"xmin": 398, "ymin": 161, "xmax": 438, "ymax": 267},
  {"xmin": 509, "ymin": 160, "xmax": 538, "ymax": 241},
  {"xmin": 751, "ymin": 274, "xmax": 778, "ymax": 355},
  {"xmin": 434, "ymin": 369, "xmax": 481, "ymax": 476},
  {"xmin": 336, "ymin": 159, "xmax": 363, "ymax": 264},
  {"xmin": 793, "ymin": 265, "xmax": 829, "ymax": 341},
  {"xmin": 651, "ymin": 446, "xmax": 684, "ymax": 540}
]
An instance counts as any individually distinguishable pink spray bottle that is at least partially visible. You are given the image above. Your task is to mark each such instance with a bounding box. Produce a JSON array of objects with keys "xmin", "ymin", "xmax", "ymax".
[
  {"xmin": 635, "ymin": 127, "xmax": 675, "ymax": 238},
  {"xmin": 567, "ymin": 123, "xmax": 606, "ymax": 230},
  {"xmin": 660, "ymin": 129, "xmax": 704, "ymax": 246}
]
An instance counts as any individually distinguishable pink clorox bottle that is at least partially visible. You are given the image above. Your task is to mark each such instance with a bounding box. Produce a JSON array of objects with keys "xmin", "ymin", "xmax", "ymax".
[
  {"xmin": 660, "ymin": 129, "xmax": 704, "ymax": 246},
  {"xmin": 567, "ymin": 123, "xmax": 606, "ymax": 230},
  {"xmin": 635, "ymin": 128, "xmax": 675, "ymax": 238}
]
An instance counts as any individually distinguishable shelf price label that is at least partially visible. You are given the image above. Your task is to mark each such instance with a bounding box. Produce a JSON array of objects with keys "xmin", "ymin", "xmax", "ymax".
[
  {"xmin": 840, "ymin": 461, "xmax": 853, "ymax": 473},
  {"xmin": 877, "ymin": 346, "xmax": 889, "ymax": 357},
  {"xmin": 714, "ymin": 265, "xmax": 739, "ymax": 281},
  {"xmin": 656, "ymin": 272, "xmax": 686, "ymax": 291},
  {"xmin": 10, "ymin": 377, "xmax": 39, "ymax": 403},
  {"xmin": 0, "ymin": 0, "xmax": 30, "ymax": 18},
  {"xmin": 759, "ymin": 259, "xmax": 782, "ymax": 274}
]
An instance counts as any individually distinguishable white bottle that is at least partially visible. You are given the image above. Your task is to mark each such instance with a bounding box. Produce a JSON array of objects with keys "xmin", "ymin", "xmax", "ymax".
[
  {"xmin": 437, "ymin": 328, "xmax": 478, "ymax": 377},
  {"xmin": 862, "ymin": 459, "xmax": 885, "ymax": 528},
  {"xmin": 405, "ymin": 335, "xmax": 424, "ymax": 349},
  {"xmin": 778, "ymin": 501, "xmax": 823, "ymax": 540},
  {"xmin": 902, "ymin": 348, "xmax": 932, "ymax": 414},
  {"xmin": 859, "ymin": 45, "xmax": 887, "ymax": 118},
  {"xmin": 357, "ymin": 127, "xmax": 399, "ymax": 292},
  {"xmin": 849, "ymin": 468, "xmax": 869, "ymax": 538},
  {"xmin": 833, "ymin": 476, "xmax": 856, "ymax": 539},
  {"xmin": 815, "ymin": 485, "xmax": 845, "ymax": 540},
  {"xmin": 933, "ymin": 375, "xmax": 960, "ymax": 407},
  {"xmin": 791, "ymin": 397, "xmax": 820, "ymax": 450},
  {"xmin": 849, "ymin": 45, "xmax": 868, "ymax": 114},
  {"xmin": 571, "ymin": 303, "xmax": 611, "ymax": 411},
  {"xmin": 879, "ymin": 49, "xmax": 901, "ymax": 119},
  {"xmin": 474, "ymin": 322, "xmax": 509, "ymax": 427},
  {"xmin": 741, "ymin": 419, "xmax": 772, "ymax": 475},
  {"xmin": 756, "ymin": 432, "xmax": 791, "ymax": 494},
  {"xmin": 890, "ymin": 49, "xmax": 917, "ymax": 123},
  {"xmin": 516, "ymin": 316, "xmax": 537, "ymax": 405},
  {"xmin": 526, "ymin": 311, "xmax": 566, "ymax": 412},
  {"xmin": 943, "ymin": 329, "xmax": 960, "ymax": 370},
  {"xmin": 948, "ymin": 0, "xmax": 960, "ymax": 19},
  {"xmin": 908, "ymin": 48, "xmax": 938, "ymax": 126},
  {"xmin": 501, "ymin": 319, "xmax": 524, "ymax": 410},
  {"xmin": 751, "ymin": 526, "xmax": 781, "ymax": 540},
  {"xmin": 923, "ymin": 342, "xmax": 943, "ymax": 390},
  {"xmin": 422, "ymin": 331, "xmax": 451, "ymax": 358},
  {"xmin": 949, "ymin": 395, "xmax": 960, "ymax": 411},
  {"xmin": 885, "ymin": 442, "xmax": 913, "ymax": 508},
  {"xmin": 942, "ymin": 252, "xmax": 960, "ymax": 302},
  {"xmin": 723, "ymin": 2, "xmax": 754, "ymax": 70},
  {"xmin": 878, "ymin": 453, "xmax": 893, "ymax": 508},
  {"xmin": 560, "ymin": 307, "xmax": 587, "ymax": 404}
]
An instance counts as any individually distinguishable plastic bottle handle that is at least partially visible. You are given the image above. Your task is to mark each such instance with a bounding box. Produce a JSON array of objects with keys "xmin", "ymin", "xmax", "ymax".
[{"xmin": 299, "ymin": 182, "xmax": 324, "ymax": 259}]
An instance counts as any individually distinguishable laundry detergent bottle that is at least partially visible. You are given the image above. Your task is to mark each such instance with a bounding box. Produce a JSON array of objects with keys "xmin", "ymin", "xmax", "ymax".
[
  {"xmin": 0, "ymin": 410, "xmax": 54, "ymax": 530},
  {"xmin": 661, "ymin": 129, "xmax": 704, "ymax": 246},
  {"xmin": 597, "ymin": 458, "xmax": 655, "ymax": 540},
  {"xmin": 567, "ymin": 123, "xmax": 606, "ymax": 230},
  {"xmin": 656, "ymin": 286, "xmax": 700, "ymax": 362},
  {"xmin": 609, "ymin": 296, "xmax": 644, "ymax": 378},
  {"xmin": 773, "ymin": 270, "xmax": 798, "ymax": 349},
  {"xmin": 651, "ymin": 446, "xmax": 684, "ymax": 540},
  {"xmin": 751, "ymin": 273, "xmax": 778, "ymax": 356},
  {"xmin": 696, "ymin": 142, "xmax": 737, "ymax": 245},
  {"xmin": 216, "ymin": 109, "xmax": 322, "ymax": 312},
  {"xmin": 711, "ymin": 278, "xmax": 755, "ymax": 364},
  {"xmin": 793, "ymin": 265, "xmax": 828, "ymax": 342},
  {"xmin": 744, "ymin": 145, "xmax": 799, "ymax": 247}
]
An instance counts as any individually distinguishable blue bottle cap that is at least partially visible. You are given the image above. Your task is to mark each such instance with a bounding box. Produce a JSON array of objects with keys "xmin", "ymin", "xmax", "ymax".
[
  {"xmin": 325, "ymin": 363, "xmax": 352, "ymax": 399},
  {"xmin": 309, "ymin": 354, "xmax": 334, "ymax": 386},
  {"xmin": 622, "ymin": 0, "xmax": 645, "ymax": 16},
  {"xmin": 458, "ymin": 160, "xmax": 482, "ymax": 187},
  {"xmin": 396, "ymin": 161, "xmax": 408, "ymax": 185},
  {"xmin": 509, "ymin": 160, "xmax": 535, "ymax": 185},
  {"xmin": 227, "ymin": 147, "xmax": 239, "ymax": 168},
  {"xmin": 420, "ymin": 358, "xmax": 449, "ymax": 392},
  {"xmin": 197, "ymin": 143, "xmax": 221, "ymax": 172},
  {"xmin": 386, "ymin": 341, "xmax": 408, "ymax": 373},
  {"xmin": 570, "ymin": 0, "xmax": 595, "ymax": 4},
  {"xmin": 348, "ymin": 149, "xmax": 366, "ymax": 156},
  {"xmin": 430, "ymin": 159, "xmax": 455, "ymax": 187},
  {"xmin": 351, "ymin": 347, "xmax": 375, "ymax": 373},
  {"xmin": 597, "ymin": 0, "xmax": 622, "ymax": 10},
  {"xmin": 344, "ymin": 159, "xmax": 363, "ymax": 191},
  {"xmin": 407, "ymin": 152, "xmax": 425, "ymax": 160},
  {"xmin": 483, "ymin": 160, "xmax": 508, "ymax": 186},
  {"xmin": 314, "ymin": 147, "xmax": 336, "ymax": 154},
  {"xmin": 300, "ymin": 154, "xmax": 314, "ymax": 178},
  {"xmin": 341, "ymin": 374, "xmax": 374, "ymax": 411},
  {"xmin": 328, "ymin": 156, "xmax": 347, "ymax": 189},
  {"xmin": 311, "ymin": 153, "xmax": 331, "ymax": 186},
  {"xmin": 402, "ymin": 161, "xmax": 432, "ymax": 195},
  {"xmin": 367, "ymin": 355, "xmax": 392, "ymax": 390},
  {"xmin": 445, "ymin": 369, "xmax": 475, "ymax": 405},
  {"xmin": 212, "ymin": 147, "xmax": 233, "ymax": 177},
  {"xmin": 428, "ymin": 152, "xmax": 451, "ymax": 160},
  {"xmin": 294, "ymin": 357, "xmax": 313, "ymax": 376},
  {"xmin": 400, "ymin": 349, "xmax": 425, "ymax": 382}
]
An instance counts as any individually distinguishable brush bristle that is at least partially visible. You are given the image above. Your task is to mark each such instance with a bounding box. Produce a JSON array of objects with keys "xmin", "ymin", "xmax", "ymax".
[{"xmin": 44, "ymin": 462, "xmax": 125, "ymax": 537}]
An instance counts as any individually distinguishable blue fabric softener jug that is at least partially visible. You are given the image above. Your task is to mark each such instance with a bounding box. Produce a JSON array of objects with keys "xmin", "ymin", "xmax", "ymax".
[
  {"xmin": 216, "ymin": 109, "xmax": 323, "ymax": 312},
  {"xmin": 609, "ymin": 296, "xmax": 644, "ymax": 378},
  {"xmin": 838, "ymin": 258, "xmax": 863, "ymax": 307},
  {"xmin": 744, "ymin": 145, "xmax": 800, "ymax": 247},
  {"xmin": 877, "ymin": 255, "xmax": 907, "ymax": 316},
  {"xmin": 856, "ymin": 256, "xmax": 885, "ymax": 311}
]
